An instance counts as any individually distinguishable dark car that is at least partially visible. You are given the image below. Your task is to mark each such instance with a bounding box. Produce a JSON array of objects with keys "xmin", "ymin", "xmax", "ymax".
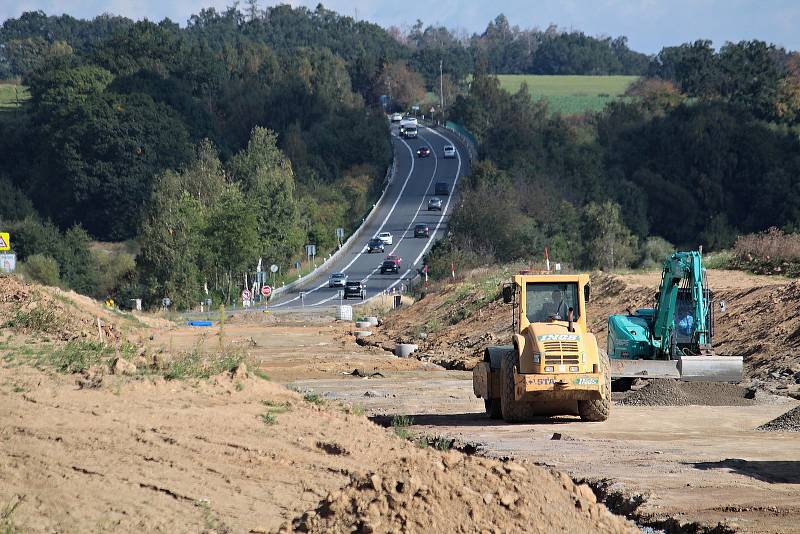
[
  {"xmin": 343, "ymin": 281, "xmax": 366, "ymax": 300},
  {"xmin": 428, "ymin": 197, "xmax": 443, "ymax": 211},
  {"xmin": 434, "ymin": 182, "xmax": 450, "ymax": 196},
  {"xmin": 380, "ymin": 260, "xmax": 400, "ymax": 274},
  {"xmin": 417, "ymin": 147, "xmax": 431, "ymax": 158},
  {"xmin": 414, "ymin": 224, "xmax": 430, "ymax": 238},
  {"xmin": 366, "ymin": 238, "xmax": 385, "ymax": 253}
]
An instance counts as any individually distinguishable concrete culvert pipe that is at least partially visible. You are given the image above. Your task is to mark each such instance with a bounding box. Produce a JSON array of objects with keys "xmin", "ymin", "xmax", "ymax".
[
  {"xmin": 366, "ymin": 316, "xmax": 379, "ymax": 326},
  {"xmin": 394, "ymin": 343, "xmax": 418, "ymax": 358},
  {"xmin": 353, "ymin": 330, "xmax": 373, "ymax": 339},
  {"xmin": 355, "ymin": 321, "xmax": 371, "ymax": 329}
]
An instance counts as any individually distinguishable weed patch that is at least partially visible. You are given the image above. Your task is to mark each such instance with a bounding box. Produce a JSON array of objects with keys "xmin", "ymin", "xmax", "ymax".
[
  {"xmin": 303, "ymin": 392, "xmax": 326, "ymax": 406},
  {"xmin": 3, "ymin": 303, "xmax": 62, "ymax": 334},
  {"xmin": 163, "ymin": 347, "xmax": 247, "ymax": 380},
  {"xmin": 391, "ymin": 414, "xmax": 413, "ymax": 440}
]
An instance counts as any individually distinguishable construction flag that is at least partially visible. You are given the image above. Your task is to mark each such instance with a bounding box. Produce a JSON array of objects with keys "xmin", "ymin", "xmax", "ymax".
[
  {"xmin": 545, "ymin": 247, "xmax": 551, "ymax": 272},
  {"xmin": 451, "ymin": 262, "xmax": 455, "ymax": 279}
]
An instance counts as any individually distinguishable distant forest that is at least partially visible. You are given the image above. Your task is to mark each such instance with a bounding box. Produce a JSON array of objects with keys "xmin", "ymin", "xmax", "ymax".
[{"xmin": 1, "ymin": 5, "xmax": 799, "ymax": 295}]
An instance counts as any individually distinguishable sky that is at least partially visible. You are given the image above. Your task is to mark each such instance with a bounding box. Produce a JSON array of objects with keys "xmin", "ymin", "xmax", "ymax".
[{"xmin": 2, "ymin": 0, "xmax": 800, "ymax": 54}]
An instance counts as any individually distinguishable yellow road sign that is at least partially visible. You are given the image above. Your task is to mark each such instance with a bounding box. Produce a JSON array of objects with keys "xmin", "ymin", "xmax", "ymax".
[{"xmin": 0, "ymin": 232, "xmax": 9, "ymax": 251}]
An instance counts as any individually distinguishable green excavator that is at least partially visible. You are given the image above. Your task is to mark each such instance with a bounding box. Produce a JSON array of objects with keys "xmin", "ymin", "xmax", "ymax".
[{"xmin": 607, "ymin": 250, "xmax": 743, "ymax": 382}]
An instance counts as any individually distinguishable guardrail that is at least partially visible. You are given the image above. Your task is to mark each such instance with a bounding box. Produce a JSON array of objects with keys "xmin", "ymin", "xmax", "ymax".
[
  {"xmin": 442, "ymin": 121, "xmax": 478, "ymax": 161},
  {"xmin": 271, "ymin": 155, "xmax": 397, "ymax": 297}
]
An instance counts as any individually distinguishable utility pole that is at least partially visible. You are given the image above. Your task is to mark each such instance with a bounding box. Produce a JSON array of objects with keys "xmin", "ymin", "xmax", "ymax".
[{"xmin": 439, "ymin": 59, "xmax": 444, "ymax": 113}]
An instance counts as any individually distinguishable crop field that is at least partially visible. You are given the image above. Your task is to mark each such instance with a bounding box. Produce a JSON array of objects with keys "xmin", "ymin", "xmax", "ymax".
[
  {"xmin": 497, "ymin": 75, "xmax": 638, "ymax": 115},
  {"xmin": 0, "ymin": 83, "xmax": 29, "ymax": 110}
]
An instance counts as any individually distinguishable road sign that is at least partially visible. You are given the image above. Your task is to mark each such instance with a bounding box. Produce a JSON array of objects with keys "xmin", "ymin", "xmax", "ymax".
[
  {"xmin": 261, "ymin": 285, "xmax": 272, "ymax": 297},
  {"xmin": 0, "ymin": 253, "xmax": 16, "ymax": 273},
  {"xmin": 429, "ymin": 106, "xmax": 435, "ymax": 113},
  {"xmin": 305, "ymin": 244, "xmax": 316, "ymax": 257},
  {"xmin": 241, "ymin": 289, "xmax": 251, "ymax": 300},
  {"xmin": 0, "ymin": 232, "xmax": 9, "ymax": 251},
  {"xmin": 270, "ymin": 264, "xmax": 278, "ymax": 273},
  {"xmin": 335, "ymin": 227, "xmax": 345, "ymax": 239}
]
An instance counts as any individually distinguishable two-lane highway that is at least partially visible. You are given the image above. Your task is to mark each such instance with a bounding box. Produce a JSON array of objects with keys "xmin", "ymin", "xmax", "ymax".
[{"xmin": 270, "ymin": 124, "xmax": 468, "ymax": 310}]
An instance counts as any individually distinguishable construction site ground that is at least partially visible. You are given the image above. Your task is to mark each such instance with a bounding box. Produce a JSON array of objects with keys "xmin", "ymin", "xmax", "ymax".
[
  {"xmin": 2, "ymin": 270, "xmax": 800, "ymax": 532},
  {"xmin": 161, "ymin": 314, "xmax": 800, "ymax": 532}
]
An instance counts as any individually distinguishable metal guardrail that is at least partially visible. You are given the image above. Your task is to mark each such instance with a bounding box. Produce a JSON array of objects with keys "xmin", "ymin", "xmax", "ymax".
[
  {"xmin": 271, "ymin": 155, "xmax": 397, "ymax": 298},
  {"xmin": 443, "ymin": 121, "xmax": 478, "ymax": 161}
]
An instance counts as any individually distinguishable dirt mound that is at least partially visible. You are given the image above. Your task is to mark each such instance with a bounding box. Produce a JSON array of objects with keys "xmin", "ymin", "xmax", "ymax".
[
  {"xmin": 618, "ymin": 379, "xmax": 755, "ymax": 407},
  {"xmin": 289, "ymin": 453, "xmax": 636, "ymax": 534},
  {"xmin": 758, "ymin": 405, "xmax": 800, "ymax": 432},
  {"xmin": 0, "ymin": 362, "xmax": 636, "ymax": 533},
  {"xmin": 0, "ymin": 275, "xmax": 126, "ymax": 343}
]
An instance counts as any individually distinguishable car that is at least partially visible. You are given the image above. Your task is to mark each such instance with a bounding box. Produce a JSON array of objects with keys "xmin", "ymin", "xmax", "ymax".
[
  {"xmin": 417, "ymin": 147, "xmax": 430, "ymax": 158},
  {"xmin": 414, "ymin": 224, "xmax": 430, "ymax": 238},
  {"xmin": 377, "ymin": 232, "xmax": 393, "ymax": 245},
  {"xmin": 434, "ymin": 182, "xmax": 450, "ymax": 196},
  {"xmin": 343, "ymin": 280, "xmax": 366, "ymax": 300},
  {"xmin": 401, "ymin": 126, "xmax": 418, "ymax": 139},
  {"xmin": 385, "ymin": 254, "xmax": 402, "ymax": 267},
  {"xmin": 328, "ymin": 272, "xmax": 347, "ymax": 288},
  {"xmin": 367, "ymin": 238, "xmax": 385, "ymax": 253},
  {"xmin": 428, "ymin": 197, "xmax": 443, "ymax": 211},
  {"xmin": 380, "ymin": 260, "xmax": 400, "ymax": 274},
  {"xmin": 443, "ymin": 145, "xmax": 456, "ymax": 158},
  {"xmin": 390, "ymin": 112, "xmax": 402, "ymax": 122}
]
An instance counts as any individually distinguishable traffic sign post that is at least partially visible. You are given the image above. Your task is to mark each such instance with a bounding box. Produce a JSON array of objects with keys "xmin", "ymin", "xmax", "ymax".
[
  {"xmin": 242, "ymin": 289, "xmax": 251, "ymax": 307},
  {"xmin": 0, "ymin": 232, "xmax": 9, "ymax": 251}
]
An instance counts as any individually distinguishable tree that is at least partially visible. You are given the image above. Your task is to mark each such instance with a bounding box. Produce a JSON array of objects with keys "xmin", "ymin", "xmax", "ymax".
[
  {"xmin": 379, "ymin": 61, "xmax": 425, "ymax": 110},
  {"xmin": 229, "ymin": 127, "xmax": 304, "ymax": 263},
  {"xmin": 580, "ymin": 201, "xmax": 638, "ymax": 270},
  {"xmin": 206, "ymin": 185, "xmax": 259, "ymax": 302},
  {"xmin": 23, "ymin": 254, "xmax": 60, "ymax": 287}
]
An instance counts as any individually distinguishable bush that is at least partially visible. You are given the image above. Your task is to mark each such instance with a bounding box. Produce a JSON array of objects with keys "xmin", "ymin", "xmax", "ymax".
[
  {"xmin": 23, "ymin": 254, "xmax": 60, "ymax": 286},
  {"xmin": 734, "ymin": 227, "xmax": 800, "ymax": 262},
  {"xmin": 639, "ymin": 236, "xmax": 674, "ymax": 269}
]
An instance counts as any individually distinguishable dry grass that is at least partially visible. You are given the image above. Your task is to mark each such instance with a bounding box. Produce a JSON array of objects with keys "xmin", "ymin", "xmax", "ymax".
[
  {"xmin": 735, "ymin": 227, "xmax": 800, "ymax": 261},
  {"xmin": 732, "ymin": 227, "xmax": 800, "ymax": 276}
]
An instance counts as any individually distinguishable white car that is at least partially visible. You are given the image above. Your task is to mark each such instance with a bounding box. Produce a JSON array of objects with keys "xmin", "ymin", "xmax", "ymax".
[
  {"xmin": 390, "ymin": 112, "xmax": 402, "ymax": 122},
  {"xmin": 443, "ymin": 145, "xmax": 456, "ymax": 158},
  {"xmin": 377, "ymin": 232, "xmax": 393, "ymax": 245}
]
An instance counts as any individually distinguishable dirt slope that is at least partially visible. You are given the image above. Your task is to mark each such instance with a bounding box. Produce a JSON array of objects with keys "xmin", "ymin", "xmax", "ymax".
[
  {"xmin": 0, "ymin": 365, "xmax": 636, "ymax": 533},
  {"xmin": 367, "ymin": 269, "xmax": 799, "ymax": 395}
]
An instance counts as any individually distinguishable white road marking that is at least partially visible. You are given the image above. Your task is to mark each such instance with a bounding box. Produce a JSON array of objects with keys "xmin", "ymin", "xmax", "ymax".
[
  {"xmin": 279, "ymin": 126, "xmax": 464, "ymax": 309},
  {"xmin": 275, "ymin": 135, "xmax": 416, "ymax": 307}
]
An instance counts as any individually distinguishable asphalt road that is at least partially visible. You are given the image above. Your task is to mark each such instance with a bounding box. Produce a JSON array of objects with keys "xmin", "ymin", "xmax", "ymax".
[{"xmin": 269, "ymin": 124, "xmax": 469, "ymax": 310}]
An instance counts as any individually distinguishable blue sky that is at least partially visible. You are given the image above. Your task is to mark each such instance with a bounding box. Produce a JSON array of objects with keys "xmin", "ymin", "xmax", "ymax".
[{"xmin": 2, "ymin": 0, "xmax": 799, "ymax": 54}]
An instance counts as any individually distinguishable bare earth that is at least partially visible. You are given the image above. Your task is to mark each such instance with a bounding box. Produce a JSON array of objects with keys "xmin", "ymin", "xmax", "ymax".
[{"xmin": 3, "ymin": 270, "xmax": 800, "ymax": 533}]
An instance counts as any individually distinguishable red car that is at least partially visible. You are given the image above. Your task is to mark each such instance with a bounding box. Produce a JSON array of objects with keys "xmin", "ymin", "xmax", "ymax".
[
  {"xmin": 417, "ymin": 147, "xmax": 430, "ymax": 158},
  {"xmin": 385, "ymin": 255, "xmax": 402, "ymax": 267}
]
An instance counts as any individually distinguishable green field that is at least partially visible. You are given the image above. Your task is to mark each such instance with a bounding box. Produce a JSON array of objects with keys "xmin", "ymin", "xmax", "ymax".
[
  {"xmin": 497, "ymin": 75, "xmax": 638, "ymax": 115},
  {"xmin": 0, "ymin": 83, "xmax": 30, "ymax": 110}
]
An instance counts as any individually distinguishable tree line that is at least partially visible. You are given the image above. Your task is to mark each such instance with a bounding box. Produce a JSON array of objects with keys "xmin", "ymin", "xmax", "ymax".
[
  {"xmin": 0, "ymin": 4, "xmax": 399, "ymax": 306},
  {"xmin": 427, "ymin": 62, "xmax": 800, "ymax": 276}
]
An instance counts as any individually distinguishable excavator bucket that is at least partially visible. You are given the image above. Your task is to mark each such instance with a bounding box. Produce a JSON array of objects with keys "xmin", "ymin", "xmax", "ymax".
[{"xmin": 677, "ymin": 355, "xmax": 743, "ymax": 382}]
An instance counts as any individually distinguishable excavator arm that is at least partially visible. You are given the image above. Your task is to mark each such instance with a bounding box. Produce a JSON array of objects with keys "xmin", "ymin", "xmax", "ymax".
[{"xmin": 652, "ymin": 251, "xmax": 711, "ymax": 356}]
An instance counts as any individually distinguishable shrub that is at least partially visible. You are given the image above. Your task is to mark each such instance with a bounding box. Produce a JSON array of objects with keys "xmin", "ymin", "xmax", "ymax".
[
  {"xmin": 22, "ymin": 254, "xmax": 60, "ymax": 286},
  {"xmin": 734, "ymin": 227, "xmax": 800, "ymax": 262},
  {"xmin": 639, "ymin": 237, "xmax": 674, "ymax": 269}
]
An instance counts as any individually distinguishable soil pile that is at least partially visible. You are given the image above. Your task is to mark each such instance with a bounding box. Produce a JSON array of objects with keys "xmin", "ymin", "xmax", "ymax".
[
  {"xmin": 0, "ymin": 275, "xmax": 134, "ymax": 344},
  {"xmin": 289, "ymin": 453, "xmax": 637, "ymax": 534},
  {"xmin": 618, "ymin": 379, "xmax": 755, "ymax": 407},
  {"xmin": 0, "ymin": 364, "xmax": 636, "ymax": 533},
  {"xmin": 758, "ymin": 405, "xmax": 800, "ymax": 432}
]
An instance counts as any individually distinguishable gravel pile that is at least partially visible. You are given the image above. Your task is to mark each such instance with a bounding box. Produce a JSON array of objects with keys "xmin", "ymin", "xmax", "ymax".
[
  {"xmin": 758, "ymin": 405, "xmax": 800, "ymax": 432},
  {"xmin": 618, "ymin": 379, "xmax": 755, "ymax": 407}
]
